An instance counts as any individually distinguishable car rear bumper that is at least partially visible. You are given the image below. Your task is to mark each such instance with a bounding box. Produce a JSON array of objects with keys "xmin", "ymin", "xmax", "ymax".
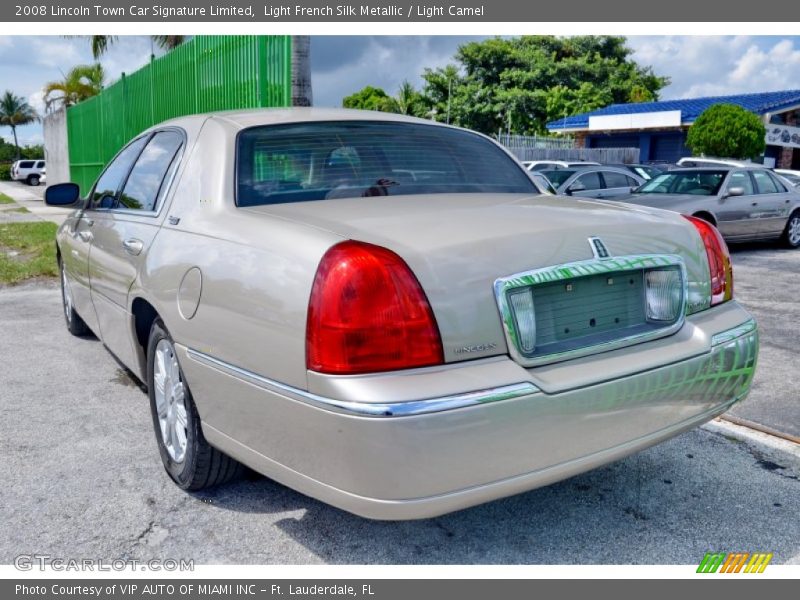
[{"xmin": 178, "ymin": 301, "xmax": 757, "ymax": 520}]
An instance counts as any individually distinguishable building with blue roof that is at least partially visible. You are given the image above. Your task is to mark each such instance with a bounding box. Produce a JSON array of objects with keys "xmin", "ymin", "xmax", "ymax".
[{"xmin": 546, "ymin": 89, "xmax": 800, "ymax": 168}]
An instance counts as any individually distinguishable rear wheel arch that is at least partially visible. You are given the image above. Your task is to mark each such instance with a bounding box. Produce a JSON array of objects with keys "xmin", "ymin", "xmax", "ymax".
[
  {"xmin": 692, "ymin": 211, "xmax": 717, "ymax": 227},
  {"xmin": 131, "ymin": 297, "xmax": 160, "ymax": 377}
]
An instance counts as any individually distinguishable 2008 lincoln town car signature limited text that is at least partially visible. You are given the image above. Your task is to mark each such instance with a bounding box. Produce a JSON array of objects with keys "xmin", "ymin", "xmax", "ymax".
[{"xmin": 46, "ymin": 109, "xmax": 759, "ymax": 519}]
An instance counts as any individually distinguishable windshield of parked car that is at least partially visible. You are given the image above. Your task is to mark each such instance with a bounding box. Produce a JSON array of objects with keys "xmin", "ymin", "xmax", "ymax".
[
  {"xmin": 636, "ymin": 170, "xmax": 727, "ymax": 196},
  {"xmin": 539, "ymin": 169, "xmax": 575, "ymax": 187},
  {"xmin": 236, "ymin": 121, "xmax": 538, "ymax": 206}
]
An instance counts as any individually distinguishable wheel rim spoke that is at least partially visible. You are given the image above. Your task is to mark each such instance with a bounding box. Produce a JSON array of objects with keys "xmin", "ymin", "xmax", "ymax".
[{"xmin": 153, "ymin": 338, "xmax": 189, "ymax": 464}]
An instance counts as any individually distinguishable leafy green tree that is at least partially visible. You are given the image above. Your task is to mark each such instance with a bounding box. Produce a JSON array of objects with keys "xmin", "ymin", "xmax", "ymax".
[
  {"xmin": 686, "ymin": 104, "xmax": 766, "ymax": 159},
  {"xmin": 43, "ymin": 64, "xmax": 105, "ymax": 111},
  {"xmin": 0, "ymin": 91, "xmax": 39, "ymax": 160},
  {"xmin": 342, "ymin": 86, "xmax": 394, "ymax": 112},
  {"xmin": 417, "ymin": 36, "xmax": 668, "ymax": 135}
]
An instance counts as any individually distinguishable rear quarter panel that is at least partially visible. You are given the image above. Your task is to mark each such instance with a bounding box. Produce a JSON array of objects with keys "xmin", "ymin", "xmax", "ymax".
[{"xmin": 132, "ymin": 116, "xmax": 343, "ymax": 390}]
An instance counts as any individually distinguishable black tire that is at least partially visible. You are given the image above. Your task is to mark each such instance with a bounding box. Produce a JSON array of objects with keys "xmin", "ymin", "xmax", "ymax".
[
  {"xmin": 27, "ymin": 175, "xmax": 40, "ymax": 186},
  {"xmin": 60, "ymin": 260, "xmax": 90, "ymax": 336},
  {"xmin": 147, "ymin": 319, "xmax": 244, "ymax": 490},
  {"xmin": 781, "ymin": 212, "xmax": 800, "ymax": 249}
]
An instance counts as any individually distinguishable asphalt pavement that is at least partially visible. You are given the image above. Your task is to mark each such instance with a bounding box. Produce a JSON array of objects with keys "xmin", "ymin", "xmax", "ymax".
[
  {"xmin": 727, "ymin": 242, "xmax": 800, "ymax": 439},
  {"xmin": 1, "ymin": 281, "xmax": 799, "ymax": 565}
]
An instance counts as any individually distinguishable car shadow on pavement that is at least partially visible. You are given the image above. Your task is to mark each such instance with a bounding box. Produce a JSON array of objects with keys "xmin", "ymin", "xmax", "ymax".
[{"xmin": 189, "ymin": 428, "xmax": 800, "ymax": 564}]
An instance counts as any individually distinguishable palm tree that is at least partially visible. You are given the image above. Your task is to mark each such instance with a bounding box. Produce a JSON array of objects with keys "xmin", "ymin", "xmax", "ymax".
[
  {"xmin": 43, "ymin": 64, "xmax": 105, "ymax": 111},
  {"xmin": 81, "ymin": 35, "xmax": 186, "ymax": 59},
  {"xmin": 0, "ymin": 91, "xmax": 39, "ymax": 159},
  {"xmin": 394, "ymin": 81, "xmax": 419, "ymax": 116}
]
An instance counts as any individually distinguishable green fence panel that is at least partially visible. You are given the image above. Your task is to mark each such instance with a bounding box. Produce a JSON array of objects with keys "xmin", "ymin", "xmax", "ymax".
[{"xmin": 66, "ymin": 35, "xmax": 292, "ymax": 193}]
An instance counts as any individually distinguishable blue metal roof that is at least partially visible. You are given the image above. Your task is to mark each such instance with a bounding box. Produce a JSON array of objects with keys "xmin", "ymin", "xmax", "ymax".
[{"xmin": 547, "ymin": 89, "xmax": 800, "ymax": 131}]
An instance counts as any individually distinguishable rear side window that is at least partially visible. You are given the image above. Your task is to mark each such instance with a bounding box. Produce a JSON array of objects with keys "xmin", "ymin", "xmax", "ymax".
[
  {"xmin": 576, "ymin": 172, "xmax": 602, "ymax": 190},
  {"xmin": 236, "ymin": 121, "xmax": 536, "ymax": 206},
  {"xmin": 19, "ymin": 161, "xmax": 34, "ymax": 169},
  {"xmin": 752, "ymin": 170, "xmax": 780, "ymax": 194},
  {"xmin": 91, "ymin": 136, "xmax": 149, "ymax": 209},
  {"xmin": 118, "ymin": 131, "xmax": 184, "ymax": 212},
  {"xmin": 602, "ymin": 171, "xmax": 634, "ymax": 188}
]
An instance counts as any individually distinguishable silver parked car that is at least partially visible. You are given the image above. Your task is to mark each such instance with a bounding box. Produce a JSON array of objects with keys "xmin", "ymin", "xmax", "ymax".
[
  {"xmin": 622, "ymin": 167, "xmax": 800, "ymax": 247},
  {"xmin": 541, "ymin": 166, "xmax": 645, "ymax": 199},
  {"xmin": 46, "ymin": 109, "xmax": 758, "ymax": 519}
]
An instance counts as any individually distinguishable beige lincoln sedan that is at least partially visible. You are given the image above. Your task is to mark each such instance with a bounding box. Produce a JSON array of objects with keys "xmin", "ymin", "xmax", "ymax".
[{"xmin": 46, "ymin": 109, "xmax": 758, "ymax": 519}]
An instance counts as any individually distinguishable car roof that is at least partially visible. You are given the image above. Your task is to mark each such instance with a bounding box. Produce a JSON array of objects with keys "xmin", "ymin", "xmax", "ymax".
[
  {"xmin": 158, "ymin": 107, "xmax": 445, "ymax": 131},
  {"xmin": 668, "ymin": 166, "xmax": 770, "ymax": 173}
]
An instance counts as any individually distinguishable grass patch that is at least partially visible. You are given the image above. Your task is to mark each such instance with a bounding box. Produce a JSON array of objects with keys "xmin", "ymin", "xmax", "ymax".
[
  {"xmin": 0, "ymin": 193, "xmax": 15, "ymax": 205},
  {"xmin": 9, "ymin": 207, "xmax": 29, "ymax": 214},
  {"xmin": 0, "ymin": 221, "xmax": 59, "ymax": 284}
]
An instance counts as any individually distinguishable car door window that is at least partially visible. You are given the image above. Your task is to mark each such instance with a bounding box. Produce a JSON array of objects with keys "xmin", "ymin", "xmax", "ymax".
[
  {"xmin": 601, "ymin": 171, "xmax": 631, "ymax": 189},
  {"xmin": 575, "ymin": 172, "xmax": 602, "ymax": 190},
  {"xmin": 35, "ymin": 161, "xmax": 45, "ymax": 169},
  {"xmin": 728, "ymin": 171, "xmax": 754, "ymax": 195},
  {"xmin": 90, "ymin": 136, "xmax": 149, "ymax": 210},
  {"xmin": 752, "ymin": 171, "xmax": 780, "ymax": 194},
  {"xmin": 767, "ymin": 172, "xmax": 787, "ymax": 193},
  {"xmin": 117, "ymin": 131, "xmax": 184, "ymax": 212}
]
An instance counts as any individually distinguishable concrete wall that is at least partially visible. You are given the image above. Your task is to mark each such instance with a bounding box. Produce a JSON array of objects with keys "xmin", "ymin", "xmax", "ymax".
[{"xmin": 43, "ymin": 107, "xmax": 70, "ymax": 185}]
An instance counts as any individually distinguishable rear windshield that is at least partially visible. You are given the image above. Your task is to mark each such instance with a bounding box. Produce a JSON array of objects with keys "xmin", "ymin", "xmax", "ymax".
[
  {"xmin": 236, "ymin": 121, "xmax": 536, "ymax": 206},
  {"xmin": 638, "ymin": 170, "xmax": 727, "ymax": 195}
]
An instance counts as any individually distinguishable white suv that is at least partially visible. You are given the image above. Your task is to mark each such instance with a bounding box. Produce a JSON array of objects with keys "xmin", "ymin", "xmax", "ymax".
[{"xmin": 11, "ymin": 159, "xmax": 46, "ymax": 186}]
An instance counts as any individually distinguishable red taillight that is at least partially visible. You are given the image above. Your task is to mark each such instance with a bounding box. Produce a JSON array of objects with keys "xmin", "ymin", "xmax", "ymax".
[
  {"xmin": 306, "ymin": 240, "xmax": 444, "ymax": 374},
  {"xmin": 683, "ymin": 215, "xmax": 733, "ymax": 306}
]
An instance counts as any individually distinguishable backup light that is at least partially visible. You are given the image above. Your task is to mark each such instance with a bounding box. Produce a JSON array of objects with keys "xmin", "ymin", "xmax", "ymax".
[
  {"xmin": 645, "ymin": 268, "xmax": 683, "ymax": 322},
  {"xmin": 508, "ymin": 287, "xmax": 536, "ymax": 353}
]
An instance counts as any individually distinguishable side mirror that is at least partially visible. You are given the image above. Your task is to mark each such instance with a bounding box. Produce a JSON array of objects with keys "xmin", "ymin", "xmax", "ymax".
[
  {"xmin": 567, "ymin": 182, "xmax": 587, "ymax": 195},
  {"xmin": 726, "ymin": 186, "xmax": 744, "ymax": 197},
  {"xmin": 45, "ymin": 183, "xmax": 80, "ymax": 206}
]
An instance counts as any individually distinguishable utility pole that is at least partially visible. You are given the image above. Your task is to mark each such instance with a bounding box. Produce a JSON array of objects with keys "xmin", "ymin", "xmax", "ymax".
[{"xmin": 446, "ymin": 76, "xmax": 452, "ymax": 125}]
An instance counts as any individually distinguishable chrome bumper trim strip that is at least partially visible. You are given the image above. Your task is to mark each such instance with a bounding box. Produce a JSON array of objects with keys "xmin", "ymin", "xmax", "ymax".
[
  {"xmin": 185, "ymin": 348, "xmax": 540, "ymax": 418},
  {"xmin": 710, "ymin": 318, "xmax": 757, "ymax": 347}
]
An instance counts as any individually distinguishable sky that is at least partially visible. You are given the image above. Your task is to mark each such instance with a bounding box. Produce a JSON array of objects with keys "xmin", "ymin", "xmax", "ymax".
[{"xmin": 2, "ymin": 35, "xmax": 800, "ymax": 147}]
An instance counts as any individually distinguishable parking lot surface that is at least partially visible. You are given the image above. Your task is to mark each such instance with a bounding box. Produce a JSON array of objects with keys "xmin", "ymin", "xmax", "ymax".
[
  {"xmin": 2, "ymin": 281, "xmax": 799, "ymax": 565},
  {"xmin": 727, "ymin": 243, "xmax": 800, "ymax": 438}
]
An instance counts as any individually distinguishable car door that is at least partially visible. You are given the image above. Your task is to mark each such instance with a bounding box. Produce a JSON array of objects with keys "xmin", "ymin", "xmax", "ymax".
[
  {"xmin": 751, "ymin": 170, "xmax": 794, "ymax": 236},
  {"xmin": 715, "ymin": 170, "xmax": 759, "ymax": 238},
  {"xmin": 60, "ymin": 210, "xmax": 98, "ymax": 334},
  {"xmin": 565, "ymin": 171, "xmax": 604, "ymax": 198},
  {"xmin": 600, "ymin": 170, "xmax": 641, "ymax": 199},
  {"xmin": 88, "ymin": 130, "xmax": 184, "ymax": 368}
]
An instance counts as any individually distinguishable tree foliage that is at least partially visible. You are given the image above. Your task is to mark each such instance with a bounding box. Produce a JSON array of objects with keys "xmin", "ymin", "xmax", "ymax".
[
  {"xmin": 421, "ymin": 36, "xmax": 669, "ymax": 135},
  {"xmin": 44, "ymin": 64, "xmax": 105, "ymax": 111},
  {"xmin": 0, "ymin": 91, "xmax": 39, "ymax": 159},
  {"xmin": 686, "ymin": 104, "xmax": 766, "ymax": 159},
  {"xmin": 342, "ymin": 36, "xmax": 669, "ymax": 136},
  {"xmin": 343, "ymin": 82, "xmax": 424, "ymax": 116}
]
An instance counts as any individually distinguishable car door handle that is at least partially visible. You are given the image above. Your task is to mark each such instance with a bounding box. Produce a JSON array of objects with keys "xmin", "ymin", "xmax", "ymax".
[
  {"xmin": 751, "ymin": 202, "xmax": 758, "ymax": 206},
  {"xmin": 78, "ymin": 231, "xmax": 93, "ymax": 243},
  {"xmin": 122, "ymin": 238, "xmax": 144, "ymax": 256}
]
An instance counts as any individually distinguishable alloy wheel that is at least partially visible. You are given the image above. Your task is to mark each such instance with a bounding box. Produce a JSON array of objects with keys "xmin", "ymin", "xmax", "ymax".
[{"xmin": 153, "ymin": 339, "xmax": 189, "ymax": 463}]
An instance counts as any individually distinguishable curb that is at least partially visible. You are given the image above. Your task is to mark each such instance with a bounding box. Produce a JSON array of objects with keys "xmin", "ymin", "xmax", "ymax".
[{"xmin": 703, "ymin": 417, "xmax": 800, "ymax": 457}]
